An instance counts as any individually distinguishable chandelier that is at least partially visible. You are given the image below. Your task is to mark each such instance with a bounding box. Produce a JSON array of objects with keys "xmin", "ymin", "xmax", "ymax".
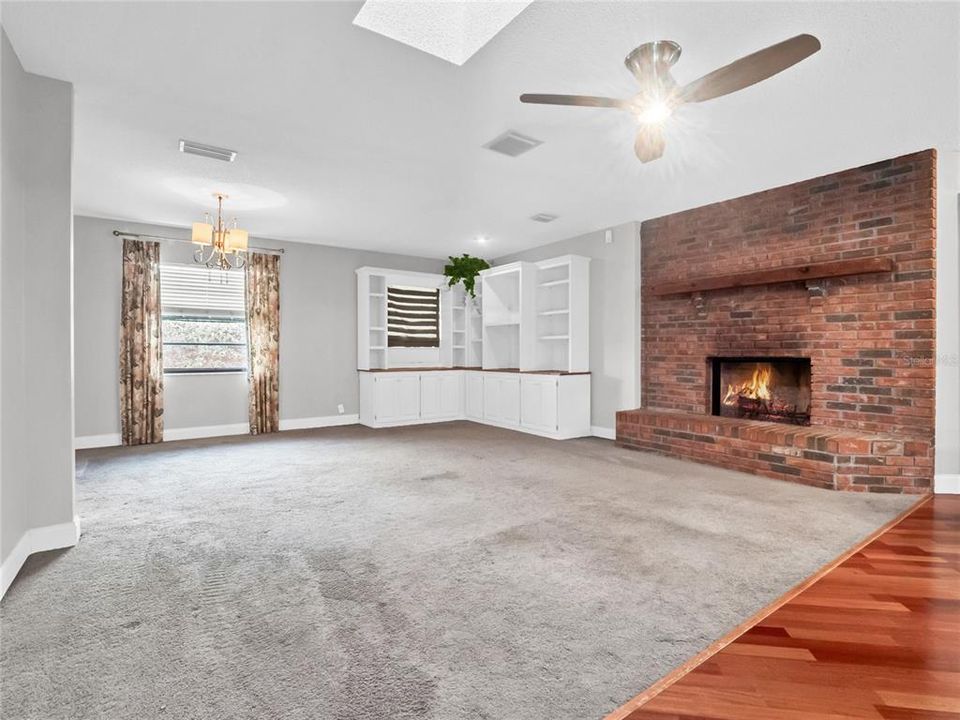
[{"xmin": 191, "ymin": 192, "xmax": 248, "ymax": 270}]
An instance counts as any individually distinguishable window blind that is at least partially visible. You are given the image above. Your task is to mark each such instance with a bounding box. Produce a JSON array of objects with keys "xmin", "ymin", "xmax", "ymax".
[
  {"xmin": 160, "ymin": 264, "xmax": 245, "ymax": 314},
  {"xmin": 387, "ymin": 285, "xmax": 440, "ymax": 348}
]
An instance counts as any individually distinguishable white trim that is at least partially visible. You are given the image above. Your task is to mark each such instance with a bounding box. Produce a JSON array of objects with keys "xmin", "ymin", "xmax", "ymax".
[
  {"xmin": 278, "ymin": 414, "xmax": 359, "ymax": 431},
  {"xmin": 76, "ymin": 416, "xmax": 362, "ymax": 448},
  {"xmin": 75, "ymin": 433, "xmax": 122, "ymax": 449},
  {"xmin": 935, "ymin": 473, "xmax": 960, "ymax": 494},
  {"xmin": 163, "ymin": 423, "xmax": 249, "ymax": 442},
  {"xmin": 591, "ymin": 426, "xmax": 616, "ymax": 440},
  {"xmin": 1, "ymin": 515, "xmax": 81, "ymax": 600}
]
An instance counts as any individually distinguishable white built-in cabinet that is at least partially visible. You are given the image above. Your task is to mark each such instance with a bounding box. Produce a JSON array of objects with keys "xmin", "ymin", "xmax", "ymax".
[
  {"xmin": 357, "ymin": 255, "xmax": 591, "ymax": 440},
  {"xmin": 483, "ymin": 373, "xmax": 521, "ymax": 427},
  {"xmin": 358, "ymin": 369, "xmax": 590, "ymax": 439},
  {"xmin": 420, "ymin": 371, "xmax": 464, "ymax": 421},
  {"xmin": 464, "ymin": 371, "xmax": 484, "ymax": 421},
  {"xmin": 480, "ymin": 255, "xmax": 589, "ymax": 373},
  {"xmin": 357, "ymin": 267, "xmax": 481, "ymax": 371}
]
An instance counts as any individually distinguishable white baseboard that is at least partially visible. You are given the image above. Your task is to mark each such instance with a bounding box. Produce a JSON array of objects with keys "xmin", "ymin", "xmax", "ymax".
[
  {"xmin": 163, "ymin": 423, "xmax": 250, "ymax": 442},
  {"xmin": 591, "ymin": 426, "xmax": 616, "ymax": 440},
  {"xmin": 77, "ymin": 415, "xmax": 363, "ymax": 448},
  {"xmin": 75, "ymin": 433, "xmax": 122, "ymax": 449},
  {"xmin": 279, "ymin": 414, "xmax": 359, "ymax": 431},
  {"xmin": 935, "ymin": 473, "xmax": 960, "ymax": 494},
  {"xmin": 1, "ymin": 515, "xmax": 81, "ymax": 600}
]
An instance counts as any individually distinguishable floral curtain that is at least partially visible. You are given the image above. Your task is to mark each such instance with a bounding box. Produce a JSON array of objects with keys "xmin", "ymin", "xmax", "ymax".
[
  {"xmin": 246, "ymin": 252, "xmax": 281, "ymax": 434},
  {"xmin": 119, "ymin": 238, "xmax": 164, "ymax": 445}
]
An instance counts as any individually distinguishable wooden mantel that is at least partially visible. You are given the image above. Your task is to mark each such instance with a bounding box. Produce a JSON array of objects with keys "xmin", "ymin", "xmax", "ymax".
[{"xmin": 649, "ymin": 257, "xmax": 895, "ymax": 297}]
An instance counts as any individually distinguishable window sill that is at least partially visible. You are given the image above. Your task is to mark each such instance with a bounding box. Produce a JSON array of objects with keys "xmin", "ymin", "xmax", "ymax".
[{"xmin": 163, "ymin": 370, "xmax": 248, "ymax": 377}]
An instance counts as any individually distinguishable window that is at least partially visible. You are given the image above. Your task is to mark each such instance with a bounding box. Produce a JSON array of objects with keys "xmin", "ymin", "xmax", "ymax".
[
  {"xmin": 387, "ymin": 285, "xmax": 440, "ymax": 348},
  {"xmin": 160, "ymin": 264, "xmax": 247, "ymax": 373}
]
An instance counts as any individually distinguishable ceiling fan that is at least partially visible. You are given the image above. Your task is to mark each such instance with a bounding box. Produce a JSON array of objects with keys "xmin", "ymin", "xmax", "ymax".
[{"xmin": 520, "ymin": 34, "xmax": 821, "ymax": 163}]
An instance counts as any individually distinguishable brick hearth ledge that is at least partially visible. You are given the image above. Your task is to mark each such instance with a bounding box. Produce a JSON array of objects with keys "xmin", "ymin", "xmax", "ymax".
[{"xmin": 616, "ymin": 408, "xmax": 932, "ymax": 494}]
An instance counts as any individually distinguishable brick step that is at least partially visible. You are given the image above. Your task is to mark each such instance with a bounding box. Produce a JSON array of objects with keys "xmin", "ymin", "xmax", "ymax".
[{"xmin": 616, "ymin": 408, "xmax": 932, "ymax": 493}]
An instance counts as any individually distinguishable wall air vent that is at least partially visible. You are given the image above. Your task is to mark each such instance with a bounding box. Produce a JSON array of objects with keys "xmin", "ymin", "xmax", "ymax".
[
  {"xmin": 483, "ymin": 131, "xmax": 542, "ymax": 157},
  {"xmin": 530, "ymin": 213, "xmax": 558, "ymax": 223},
  {"xmin": 179, "ymin": 139, "xmax": 237, "ymax": 163}
]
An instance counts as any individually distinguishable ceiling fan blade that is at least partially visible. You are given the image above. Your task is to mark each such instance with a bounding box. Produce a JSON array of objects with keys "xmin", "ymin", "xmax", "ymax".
[
  {"xmin": 634, "ymin": 125, "xmax": 665, "ymax": 163},
  {"xmin": 520, "ymin": 93, "xmax": 629, "ymax": 109},
  {"xmin": 678, "ymin": 34, "xmax": 821, "ymax": 104}
]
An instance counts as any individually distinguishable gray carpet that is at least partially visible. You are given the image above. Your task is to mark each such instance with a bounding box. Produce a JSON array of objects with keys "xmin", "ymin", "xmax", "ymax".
[{"xmin": 1, "ymin": 422, "xmax": 915, "ymax": 720}]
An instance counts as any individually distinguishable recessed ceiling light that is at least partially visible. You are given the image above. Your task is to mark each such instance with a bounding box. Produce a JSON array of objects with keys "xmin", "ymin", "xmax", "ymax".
[
  {"xmin": 353, "ymin": 1, "xmax": 533, "ymax": 66},
  {"xmin": 483, "ymin": 131, "xmax": 543, "ymax": 158},
  {"xmin": 530, "ymin": 213, "xmax": 558, "ymax": 223},
  {"xmin": 179, "ymin": 139, "xmax": 237, "ymax": 163}
]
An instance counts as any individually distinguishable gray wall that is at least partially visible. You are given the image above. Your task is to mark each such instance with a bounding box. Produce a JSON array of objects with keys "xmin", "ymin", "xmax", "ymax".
[
  {"xmin": 1, "ymin": 29, "xmax": 75, "ymax": 566},
  {"xmin": 73, "ymin": 215, "xmax": 443, "ymax": 438},
  {"xmin": 496, "ymin": 222, "xmax": 640, "ymax": 433}
]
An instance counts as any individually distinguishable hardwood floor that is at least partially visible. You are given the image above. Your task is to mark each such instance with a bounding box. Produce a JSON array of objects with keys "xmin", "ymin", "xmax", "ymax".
[{"xmin": 611, "ymin": 495, "xmax": 960, "ymax": 720}]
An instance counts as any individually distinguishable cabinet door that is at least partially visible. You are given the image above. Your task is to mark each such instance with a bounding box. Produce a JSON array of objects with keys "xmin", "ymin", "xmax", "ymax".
[
  {"xmin": 521, "ymin": 375, "xmax": 558, "ymax": 432},
  {"xmin": 421, "ymin": 372, "xmax": 463, "ymax": 420},
  {"xmin": 484, "ymin": 374, "xmax": 520, "ymax": 426},
  {"xmin": 375, "ymin": 375, "xmax": 420, "ymax": 423},
  {"xmin": 500, "ymin": 376, "xmax": 521, "ymax": 426},
  {"xmin": 465, "ymin": 372, "xmax": 484, "ymax": 420},
  {"xmin": 439, "ymin": 372, "xmax": 464, "ymax": 418},
  {"xmin": 483, "ymin": 376, "xmax": 501, "ymax": 423},
  {"xmin": 420, "ymin": 373, "xmax": 444, "ymax": 419}
]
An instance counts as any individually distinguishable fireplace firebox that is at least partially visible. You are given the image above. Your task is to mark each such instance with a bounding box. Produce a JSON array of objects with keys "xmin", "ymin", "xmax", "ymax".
[{"xmin": 710, "ymin": 357, "xmax": 811, "ymax": 426}]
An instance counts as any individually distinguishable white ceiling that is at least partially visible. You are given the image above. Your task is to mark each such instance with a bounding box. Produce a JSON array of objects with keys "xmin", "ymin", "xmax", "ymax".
[{"xmin": 3, "ymin": 1, "xmax": 958, "ymax": 259}]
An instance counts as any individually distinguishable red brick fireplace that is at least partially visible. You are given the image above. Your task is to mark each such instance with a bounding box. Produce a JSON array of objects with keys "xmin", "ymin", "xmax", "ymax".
[{"xmin": 617, "ymin": 150, "xmax": 936, "ymax": 493}]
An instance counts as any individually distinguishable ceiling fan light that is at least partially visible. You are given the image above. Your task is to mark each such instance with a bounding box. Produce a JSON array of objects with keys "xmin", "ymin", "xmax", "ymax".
[
  {"xmin": 191, "ymin": 222, "xmax": 213, "ymax": 246},
  {"xmin": 635, "ymin": 99, "xmax": 673, "ymax": 126}
]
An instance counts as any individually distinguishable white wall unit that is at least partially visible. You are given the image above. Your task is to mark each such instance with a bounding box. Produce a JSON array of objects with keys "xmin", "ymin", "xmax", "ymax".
[
  {"xmin": 480, "ymin": 257, "xmax": 589, "ymax": 373},
  {"xmin": 483, "ymin": 373, "xmax": 521, "ymax": 427},
  {"xmin": 357, "ymin": 270, "xmax": 388, "ymax": 370},
  {"xmin": 520, "ymin": 375, "xmax": 559, "ymax": 433},
  {"xmin": 481, "ymin": 262, "xmax": 537, "ymax": 370},
  {"xmin": 464, "ymin": 371, "xmax": 484, "ymax": 420},
  {"xmin": 357, "ymin": 266, "xmax": 451, "ymax": 371},
  {"xmin": 359, "ymin": 369, "xmax": 591, "ymax": 439},
  {"xmin": 358, "ymin": 255, "xmax": 590, "ymax": 440},
  {"xmin": 466, "ymin": 288, "xmax": 483, "ymax": 367},
  {"xmin": 420, "ymin": 371, "xmax": 464, "ymax": 421},
  {"xmin": 533, "ymin": 255, "xmax": 590, "ymax": 373},
  {"xmin": 447, "ymin": 282, "xmax": 482, "ymax": 368},
  {"xmin": 359, "ymin": 372, "xmax": 420, "ymax": 426}
]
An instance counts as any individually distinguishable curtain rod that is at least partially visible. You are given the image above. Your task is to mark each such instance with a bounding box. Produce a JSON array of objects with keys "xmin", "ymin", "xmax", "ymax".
[{"xmin": 112, "ymin": 230, "xmax": 285, "ymax": 255}]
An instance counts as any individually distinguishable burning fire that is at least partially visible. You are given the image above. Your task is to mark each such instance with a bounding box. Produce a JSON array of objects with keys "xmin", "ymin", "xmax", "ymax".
[{"xmin": 722, "ymin": 364, "xmax": 773, "ymax": 406}]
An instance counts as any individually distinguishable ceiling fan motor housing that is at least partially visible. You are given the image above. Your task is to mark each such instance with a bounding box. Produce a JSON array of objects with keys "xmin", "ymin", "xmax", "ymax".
[{"xmin": 624, "ymin": 40, "xmax": 681, "ymax": 80}]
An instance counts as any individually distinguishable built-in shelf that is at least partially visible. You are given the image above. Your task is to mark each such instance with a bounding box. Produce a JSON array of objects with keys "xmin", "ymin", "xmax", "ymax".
[
  {"xmin": 540, "ymin": 335, "xmax": 569, "ymax": 341},
  {"xmin": 539, "ymin": 279, "xmax": 570, "ymax": 288},
  {"xmin": 538, "ymin": 309, "xmax": 569, "ymax": 316},
  {"xmin": 485, "ymin": 317, "xmax": 520, "ymax": 327},
  {"xmin": 370, "ymin": 292, "xmax": 385, "ymax": 298},
  {"xmin": 371, "ymin": 326, "xmax": 385, "ymax": 331},
  {"xmin": 453, "ymin": 345, "xmax": 465, "ymax": 350},
  {"xmin": 370, "ymin": 346, "xmax": 386, "ymax": 350},
  {"xmin": 650, "ymin": 257, "xmax": 896, "ymax": 297}
]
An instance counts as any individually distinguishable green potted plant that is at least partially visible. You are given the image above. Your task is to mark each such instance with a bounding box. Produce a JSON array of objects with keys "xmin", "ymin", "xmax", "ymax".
[{"xmin": 443, "ymin": 253, "xmax": 490, "ymax": 300}]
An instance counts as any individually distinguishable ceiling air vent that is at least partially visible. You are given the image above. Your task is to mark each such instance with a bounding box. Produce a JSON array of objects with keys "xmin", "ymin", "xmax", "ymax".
[
  {"xmin": 530, "ymin": 213, "xmax": 558, "ymax": 223},
  {"xmin": 179, "ymin": 139, "xmax": 237, "ymax": 163},
  {"xmin": 483, "ymin": 131, "xmax": 542, "ymax": 157}
]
